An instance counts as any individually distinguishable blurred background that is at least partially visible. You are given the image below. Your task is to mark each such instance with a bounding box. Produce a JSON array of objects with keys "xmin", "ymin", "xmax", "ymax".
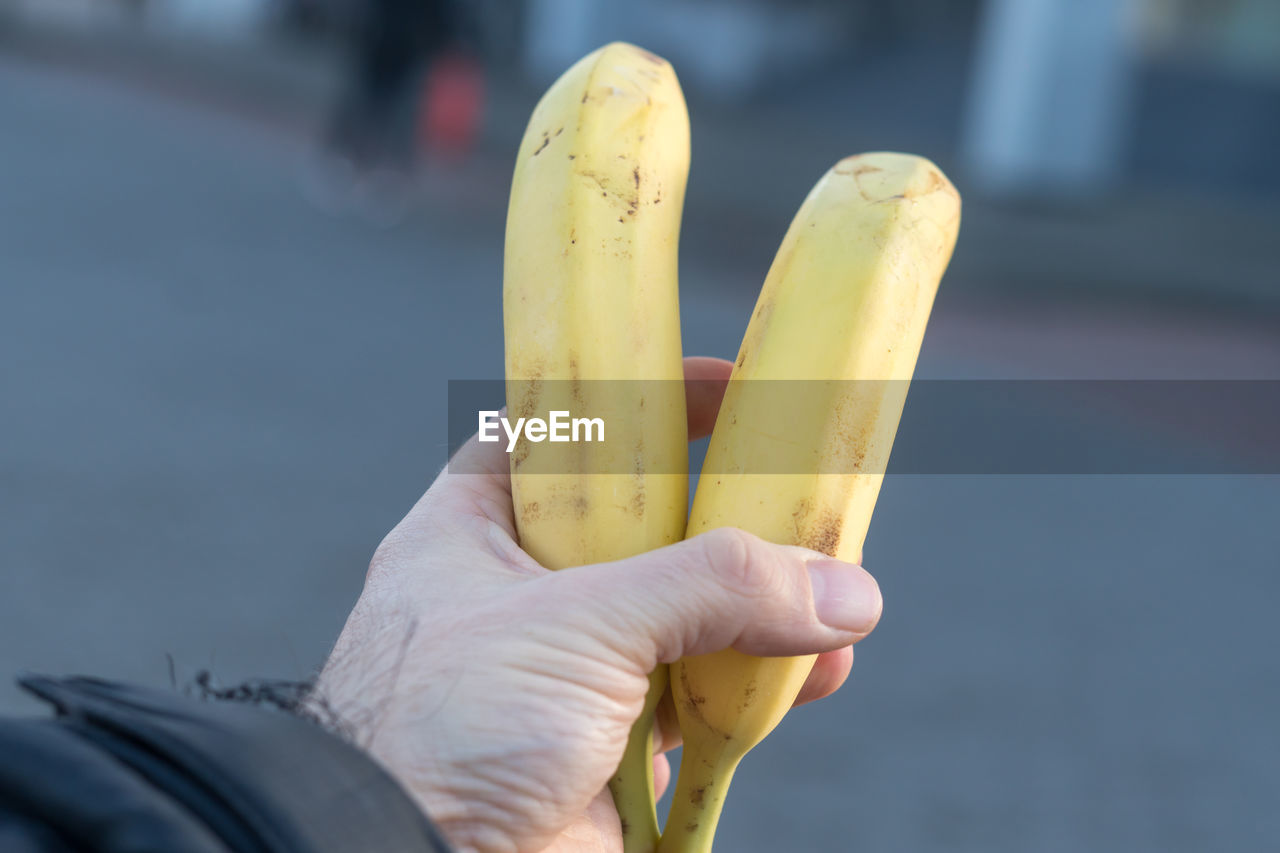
[{"xmin": 1, "ymin": 0, "xmax": 1277, "ymax": 850}]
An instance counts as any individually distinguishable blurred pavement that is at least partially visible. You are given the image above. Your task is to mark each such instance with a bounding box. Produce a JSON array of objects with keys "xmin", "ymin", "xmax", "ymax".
[{"xmin": 2, "ymin": 39, "xmax": 1279, "ymax": 853}]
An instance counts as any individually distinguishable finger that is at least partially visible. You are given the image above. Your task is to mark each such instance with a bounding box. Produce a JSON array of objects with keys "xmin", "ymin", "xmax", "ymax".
[
  {"xmin": 653, "ymin": 686, "xmax": 681, "ymax": 753},
  {"xmin": 791, "ymin": 549, "xmax": 860, "ymax": 704},
  {"xmin": 653, "ymin": 753, "xmax": 671, "ymax": 801},
  {"xmin": 558, "ymin": 790, "xmax": 622, "ymax": 852},
  {"xmin": 549, "ymin": 527, "xmax": 883, "ymax": 669},
  {"xmin": 428, "ymin": 429, "xmax": 519, "ymax": 536},
  {"xmin": 683, "ymin": 356, "xmax": 733, "ymax": 440},
  {"xmin": 375, "ymin": 429, "xmax": 521, "ymax": 567},
  {"xmin": 793, "ymin": 646, "xmax": 854, "ymax": 706},
  {"xmin": 368, "ymin": 428, "xmax": 537, "ymax": 589}
]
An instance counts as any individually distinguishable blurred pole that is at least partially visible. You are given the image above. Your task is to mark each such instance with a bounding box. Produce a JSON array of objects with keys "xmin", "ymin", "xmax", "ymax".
[{"xmin": 963, "ymin": 0, "xmax": 1136, "ymax": 200}]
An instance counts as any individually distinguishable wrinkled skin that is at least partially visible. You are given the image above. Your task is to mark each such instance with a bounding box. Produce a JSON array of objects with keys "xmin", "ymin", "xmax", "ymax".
[{"xmin": 312, "ymin": 357, "xmax": 882, "ymax": 853}]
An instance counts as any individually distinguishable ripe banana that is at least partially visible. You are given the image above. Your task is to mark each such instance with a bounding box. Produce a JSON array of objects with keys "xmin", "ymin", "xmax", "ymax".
[
  {"xmin": 503, "ymin": 42, "xmax": 691, "ymax": 852},
  {"xmin": 659, "ymin": 153, "xmax": 961, "ymax": 853}
]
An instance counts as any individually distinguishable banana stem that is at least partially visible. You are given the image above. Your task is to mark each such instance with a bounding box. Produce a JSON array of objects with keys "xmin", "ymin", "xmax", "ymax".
[
  {"xmin": 610, "ymin": 666, "xmax": 668, "ymax": 853},
  {"xmin": 656, "ymin": 745, "xmax": 742, "ymax": 853}
]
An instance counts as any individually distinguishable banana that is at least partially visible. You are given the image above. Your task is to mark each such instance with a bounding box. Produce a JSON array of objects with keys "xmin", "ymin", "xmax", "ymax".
[
  {"xmin": 659, "ymin": 153, "xmax": 961, "ymax": 853},
  {"xmin": 503, "ymin": 42, "xmax": 691, "ymax": 852}
]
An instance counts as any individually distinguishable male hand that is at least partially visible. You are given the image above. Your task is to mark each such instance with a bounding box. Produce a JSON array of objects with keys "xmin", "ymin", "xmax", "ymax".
[{"xmin": 312, "ymin": 357, "xmax": 882, "ymax": 853}]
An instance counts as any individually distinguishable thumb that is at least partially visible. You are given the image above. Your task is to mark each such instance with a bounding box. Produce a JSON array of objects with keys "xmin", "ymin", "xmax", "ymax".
[{"xmin": 547, "ymin": 528, "xmax": 882, "ymax": 672}]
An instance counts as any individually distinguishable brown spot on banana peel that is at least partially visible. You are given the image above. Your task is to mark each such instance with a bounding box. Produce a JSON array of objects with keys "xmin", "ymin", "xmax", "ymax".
[
  {"xmin": 835, "ymin": 156, "xmax": 916, "ymax": 202},
  {"xmin": 579, "ymin": 169, "xmax": 641, "ymax": 211},
  {"xmin": 852, "ymin": 170, "xmax": 878, "ymax": 202},
  {"xmin": 678, "ymin": 665, "xmax": 710, "ymax": 726},
  {"xmin": 846, "ymin": 158, "xmax": 952, "ymax": 205},
  {"xmin": 512, "ymin": 382, "xmax": 541, "ymax": 420},
  {"xmin": 691, "ymin": 785, "xmax": 707, "ymax": 806},
  {"xmin": 791, "ymin": 498, "xmax": 842, "ymax": 555},
  {"xmin": 920, "ymin": 169, "xmax": 945, "ymax": 196},
  {"xmin": 832, "ymin": 156, "xmax": 880, "ymax": 176},
  {"xmin": 733, "ymin": 296, "xmax": 775, "ymax": 371},
  {"xmin": 791, "ymin": 497, "xmax": 811, "ymax": 529},
  {"xmin": 800, "ymin": 507, "xmax": 843, "ymax": 557},
  {"xmin": 511, "ymin": 439, "xmax": 531, "ymax": 468}
]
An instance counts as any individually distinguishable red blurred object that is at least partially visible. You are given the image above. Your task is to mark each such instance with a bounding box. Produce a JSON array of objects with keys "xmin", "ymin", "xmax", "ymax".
[{"xmin": 418, "ymin": 52, "xmax": 485, "ymax": 156}]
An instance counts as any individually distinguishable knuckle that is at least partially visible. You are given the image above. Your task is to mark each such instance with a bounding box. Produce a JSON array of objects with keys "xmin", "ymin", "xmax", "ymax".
[{"xmin": 701, "ymin": 527, "xmax": 774, "ymax": 597}]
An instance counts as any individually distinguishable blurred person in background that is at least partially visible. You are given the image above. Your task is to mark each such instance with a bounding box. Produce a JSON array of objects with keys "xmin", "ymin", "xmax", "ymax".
[{"xmin": 315, "ymin": 0, "xmax": 482, "ymax": 220}]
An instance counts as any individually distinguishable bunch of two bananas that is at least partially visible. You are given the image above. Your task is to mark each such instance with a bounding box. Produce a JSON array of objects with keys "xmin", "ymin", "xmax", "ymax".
[{"xmin": 503, "ymin": 43, "xmax": 960, "ymax": 853}]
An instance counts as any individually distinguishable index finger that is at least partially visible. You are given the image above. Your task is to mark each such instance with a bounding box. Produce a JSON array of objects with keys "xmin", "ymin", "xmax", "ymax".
[{"xmin": 683, "ymin": 356, "xmax": 733, "ymax": 440}]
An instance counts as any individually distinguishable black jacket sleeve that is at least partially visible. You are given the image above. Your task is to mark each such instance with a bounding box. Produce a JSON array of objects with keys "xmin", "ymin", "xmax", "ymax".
[{"xmin": 0, "ymin": 675, "xmax": 451, "ymax": 852}]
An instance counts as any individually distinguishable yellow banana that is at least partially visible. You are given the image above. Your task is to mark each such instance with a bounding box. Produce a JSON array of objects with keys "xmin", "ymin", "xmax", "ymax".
[
  {"xmin": 659, "ymin": 153, "xmax": 961, "ymax": 853},
  {"xmin": 503, "ymin": 42, "xmax": 691, "ymax": 852}
]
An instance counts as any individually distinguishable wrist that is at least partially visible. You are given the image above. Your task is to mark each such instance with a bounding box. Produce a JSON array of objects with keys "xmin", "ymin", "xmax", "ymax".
[{"xmin": 306, "ymin": 665, "xmax": 481, "ymax": 849}]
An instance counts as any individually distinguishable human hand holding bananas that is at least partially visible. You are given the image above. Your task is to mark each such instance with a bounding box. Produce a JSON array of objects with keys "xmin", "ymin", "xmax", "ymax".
[
  {"xmin": 317, "ymin": 34, "xmax": 956, "ymax": 853},
  {"xmin": 310, "ymin": 356, "xmax": 880, "ymax": 853}
]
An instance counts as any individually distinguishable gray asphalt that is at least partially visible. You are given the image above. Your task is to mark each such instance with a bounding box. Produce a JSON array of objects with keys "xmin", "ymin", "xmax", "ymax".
[{"xmin": 2, "ymin": 55, "xmax": 1278, "ymax": 852}]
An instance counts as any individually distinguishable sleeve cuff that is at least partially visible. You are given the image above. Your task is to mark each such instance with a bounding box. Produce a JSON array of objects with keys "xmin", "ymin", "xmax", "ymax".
[{"xmin": 17, "ymin": 675, "xmax": 451, "ymax": 853}]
